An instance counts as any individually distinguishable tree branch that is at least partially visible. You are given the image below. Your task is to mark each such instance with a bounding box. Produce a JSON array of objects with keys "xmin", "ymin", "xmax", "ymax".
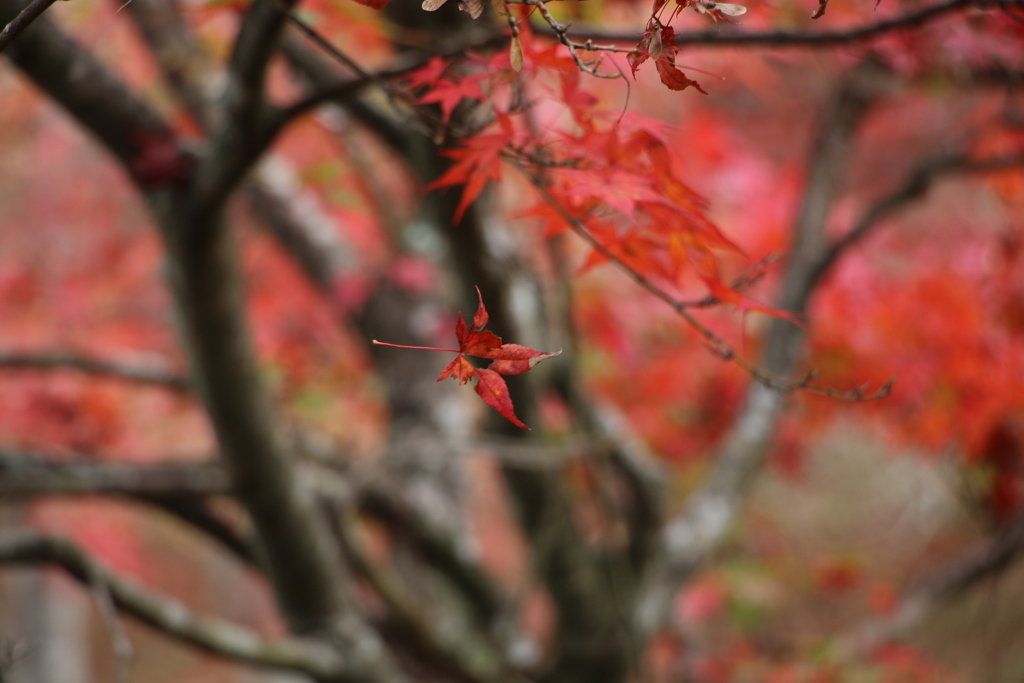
[
  {"xmin": 0, "ymin": 454, "xmax": 260, "ymax": 565},
  {"xmin": 0, "ymin": 0, "xmax": 182, "ymax": 185},
  {"xmin": 2, "ymin": 3, "xmax": 395, "ymax": 666},
  {"xmin": 278, "ymin": 27, "xmax": 507, "ymax": 128},
  {"xmin": 184, "ymin": 0, "xmax": 293, "ymax": 223},
  {"xmin": 0, "ymin": 453, "xmax": 227, "ymax": 497},
  {"xmin": 327, "ymin": 503, "xmax": 508, "ymax": 683},
  {"xmin": 841, "ymin": 511, "xmax": 1024, "ymax": 654},
  {"xmin": 0, "ymin": 531, "xmax": 349, "ymax": 678},
  {"xmin": 811, "ymin": 150, "xmax": 1024, "ymax": 283},
  {"xmin": 0, "ymin": 0, "xmax": 56, "ymax": 53},
  {"xmin": 564, "ymin": 0, "xmax": 1001, "ymax": 49},
  {"xmin": 0, "ymin": 351, "xmax": 190, "ymax": 392},
  {"xmin": 633, "ymin": 61, "xmax": 890, "ymax": 638}
]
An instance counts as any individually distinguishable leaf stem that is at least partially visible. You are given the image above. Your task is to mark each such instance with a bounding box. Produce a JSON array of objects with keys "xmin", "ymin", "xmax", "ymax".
[{"xmin": 371, "ymin": 340, "xmax": 461, "ymax": 353}]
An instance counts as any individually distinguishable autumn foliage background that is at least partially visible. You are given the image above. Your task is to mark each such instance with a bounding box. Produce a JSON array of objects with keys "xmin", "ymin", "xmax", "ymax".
[{"xmin": 0, "ymin": 0, "xmax": 1023, "ymax": 680}]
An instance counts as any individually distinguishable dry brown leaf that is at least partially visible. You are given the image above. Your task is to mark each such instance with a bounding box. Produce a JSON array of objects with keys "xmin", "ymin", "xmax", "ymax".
[{"xmin": 510, "ymin": 35, "xmax": 523, "ymax": 71}]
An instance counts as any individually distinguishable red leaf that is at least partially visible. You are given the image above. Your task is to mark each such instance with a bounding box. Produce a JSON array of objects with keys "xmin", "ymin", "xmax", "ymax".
[
  {"xmin": 424, "ymin": 116, "xmax": 514, "ymax": 223},
  {"xmin": 473, "ymin": 368, "xmax": 527, "ymax": 429},
  {"xmin": 488, "ymin": 345, "xmax": 564, "ymax": 376},
  {"xmin": 417, "ymin": 75, "xmax": 487, "ymax": 124},
  {"xmin": 628, "ymin": 50, "xmax": 649, "ymax": 79},
  {"xmin": 652, "ymin": 26, "xmax": 708, "ymax": 94},
  {"xmin": 656, "ymin": 60, "xmax": 707, "ymax": 93},
  {"xmin": 350, "ymin": 0, "xmax": 391, "ymax": 8},
  {"xmin": 374, "ymin": 287, "xmax": 561, "ymax": 429}
]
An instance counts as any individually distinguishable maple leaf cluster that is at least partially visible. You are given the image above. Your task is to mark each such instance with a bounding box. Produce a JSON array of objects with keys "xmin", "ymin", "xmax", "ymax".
[{"xmin": 375, "ymin": 288, "xmax": 561, "ymax": 429}]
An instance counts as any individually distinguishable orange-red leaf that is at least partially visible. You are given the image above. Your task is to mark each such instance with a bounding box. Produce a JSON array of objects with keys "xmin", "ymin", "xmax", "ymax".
[
  {"xmin": 473, "ymin": 368, "xmax": 528, "ymax": 429},
  {"xmin": 438, "ymin": 354, "xmax": 477, "ymax": 384},
  {"xmin": 379, "ymin": 287, "xmax": 561, "ymax": 429},
  {"xmin": 656, "ymin": 60, "xmax": 707, "ymax": 93},
  {"xmin": 488, "ymin": 346, "xmax": 563, "ymax": 376}
]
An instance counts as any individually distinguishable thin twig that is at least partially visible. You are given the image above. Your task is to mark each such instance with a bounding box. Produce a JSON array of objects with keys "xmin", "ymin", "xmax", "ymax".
[
  {"xmin": 676, "ymin": 252, "xmax": 786, "ymax": 308},
  {"xmin": 0, "ymin": 0, "xmax": 57, "ymax": 53},
  {"xmin": 526, "ymin": 0, "xmax": 620, "ymax": 79},
  {"xmin": 279, "ymin": 30, "xmax": 509, "ymax": 124},
  {"xmin": 563, "ymin": 0, "xmax": 1000, "ymax": 48}
]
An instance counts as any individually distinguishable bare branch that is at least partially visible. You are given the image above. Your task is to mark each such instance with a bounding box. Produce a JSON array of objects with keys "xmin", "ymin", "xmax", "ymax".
[
  {"xmin": 184, "ymin": 0, "xmax": 294, "ymax": 222},
  {"xmin": 526, "ymin": 0, "xmax": 619, "ymax": 79},
  {"xmin": 327, "ymin": 503, "xmax": 508, "ymax": 683},
  {"xmin": 0, "ymin": 351, "xmax": 190, "ymax": 392},
  {"xmin": 0, "ymin": 0, "xmax": 56, "ymax": 53},
  {"xmin": 82, "ymin": 559, "xmax": 134, "ymax": 683},
  {"xmin": 841, "ymin": 511, "xmax": 1024, "ymax": 654},
  {"xmin": 0, "ymin": 532, "xmax": 348, "ymax": 678},
  {"xmin": 357, "ymin": 481, "xmax": 505, "ymax": 625},
  {"xmin": 117, "ymin": 0, "xmax": 221, "ymax": 131},
  {"xmin": 0, "ymin": 454, "xmax": 260, "ymax": 565},
  {"xmin": 564, "ymin": 0, "xmax": 999, "ymax": 48},
  {"xmin": 811, "ymin": 150, "xmax": 1024, "ymax": 283},
  {"xmin": 0, "ymin": 453, "xmax": 228, "ymax": 497},
  {"xmin": 117, "ymin": 0, "xmax": 361, "ymax": 298},
  {"xmin": 0, "ymin": 0, "xmax": 182, "ymax": 184}
]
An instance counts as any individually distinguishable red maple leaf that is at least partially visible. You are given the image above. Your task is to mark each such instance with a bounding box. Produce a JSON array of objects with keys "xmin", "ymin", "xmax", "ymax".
[
  {"xmin": 424, "ymin": 113, "xmax": 515, "ymax": 223},
  {"xmin": 373, "ymin": 288, "xmax": 561, "ymax": 429},
  {"xmin": 416, "ymin": 73, "xmax": 487, "ymax": 124}
]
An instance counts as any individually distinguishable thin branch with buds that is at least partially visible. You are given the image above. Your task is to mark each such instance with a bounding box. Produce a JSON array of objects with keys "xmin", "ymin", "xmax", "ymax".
[
  {"xmin": 525, "ymin": 0, "xmax": 620, "ymax": 79},
  {"xmin": 564, "ymin": 0, "xmax": 1012, "ymax": 48}
]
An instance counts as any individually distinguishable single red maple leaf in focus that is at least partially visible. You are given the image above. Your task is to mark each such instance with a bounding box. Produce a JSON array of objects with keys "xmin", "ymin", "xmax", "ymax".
[{"xmin": 373, "ymin": 288, "xmax": 561, "ymax": 429}]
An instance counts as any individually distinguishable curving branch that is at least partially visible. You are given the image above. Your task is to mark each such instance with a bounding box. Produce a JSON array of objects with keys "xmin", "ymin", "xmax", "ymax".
[
  {"xmin": 811, "ymin": 150, "xmax": 1024, "ymax": 283},
  {"xmin": 0, "ymin": 453, "xmax": 258, "ymax": 565},
  {"xmin": 327, "ymin": 503, "xmax": 508, "ymax": 683},
  {"xmin": 564, "ymin": 0, "xmax": 1005, "ymax": 49},
  {"xmin": 841, "ymin": 511, "xmax": 1024, "ymax": 654},
  {"xmin": 0, "ymin": 532, "xmax": 348, "ymax": 678},
  {"xmin": 0, "ymin": 351, "xmax": 190, "ymax": 392},
  {"xmin": 0, "ymin": 0, "xmax": 56, "ymax": 53},
  {"xmin": 183, "ymin": 0, "xmax": 294, "ymax": 223},
  {"xmin": 0, "ymin": 0, "xmax": 182, "ymax": 185},
  {"xmin": 0, "ymin": 453, "xmax": 228, "ymax": 497},
  {"xmin": 118, "ymin": 0, "xmax": 360, "ymax": 295},
  {"xmin": 1, "ymin": 3, "xmax": 398, "ymax": 673},
  {"xmin": 278, "ymin": 25, "xmax": 507, "ymax": 127}
]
